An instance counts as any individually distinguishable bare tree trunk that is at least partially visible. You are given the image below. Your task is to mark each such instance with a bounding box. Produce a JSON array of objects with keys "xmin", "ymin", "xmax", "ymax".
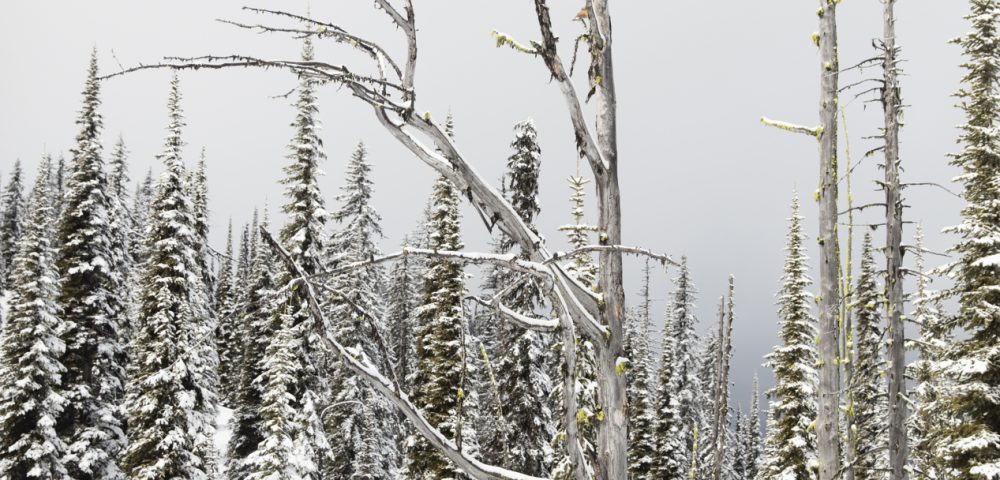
[
  {"xmin": 881, "ymin": 1, "xmax": 908, "ymax": 478},
  {"xmin": 712, "ymin": 277, "xmax": 735, "ymax": 480},
  {"xmin": 840, "ymin": 109, "xmax": 857, "ymax": 480},
  {"xmin": 816, "ymin": 1, "xmax": 843, "ymax": 479}
]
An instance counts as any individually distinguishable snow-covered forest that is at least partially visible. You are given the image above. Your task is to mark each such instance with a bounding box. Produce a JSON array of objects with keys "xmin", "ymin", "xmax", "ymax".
[{"xmin": 0, "ymin": 1, "xmax": 998, "ymax": 479}]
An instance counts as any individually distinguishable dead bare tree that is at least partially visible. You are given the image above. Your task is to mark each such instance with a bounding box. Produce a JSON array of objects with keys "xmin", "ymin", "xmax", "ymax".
[
  {"xmin": 103, "ymin": 1, "xmax": 675, "ymax": 479},
  {"xmin": 761, "ymin": 1, "xmax": 843, "ymax": 479},
  {"xmin": 880, "ymin": 1, "xmax": 908, "ymax": 478}
]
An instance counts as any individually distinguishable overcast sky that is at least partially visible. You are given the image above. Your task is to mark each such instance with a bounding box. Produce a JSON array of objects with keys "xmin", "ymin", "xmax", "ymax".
[{"xmin": 0, "ymin": 1, "xmax": 969, "ymax": 407}]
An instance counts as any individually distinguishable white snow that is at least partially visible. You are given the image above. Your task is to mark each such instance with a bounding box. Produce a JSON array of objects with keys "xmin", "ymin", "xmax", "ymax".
[{"xmin": 214, "ymin": 406, "xmax": 233, "ymax": 474}]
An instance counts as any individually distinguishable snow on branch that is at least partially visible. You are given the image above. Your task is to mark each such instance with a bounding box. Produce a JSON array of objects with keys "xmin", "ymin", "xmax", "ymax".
[
  {"xmin": 260, "ymin": 228, "xmax": 544, "ymax": 480},
  {"xmin": 314, "ymin": 246, "xmax": 552, "ymax": 281},
  {"xmin": 760, "ymin": 116, "xmax": 823, "ymax": 138},
  {"xmin": 467, "ymin": 295, "xmax": 559, "ymax": 332},
  {"xmin": 550, "ymin": 244, "xmax": 680, "ymax": 267}
]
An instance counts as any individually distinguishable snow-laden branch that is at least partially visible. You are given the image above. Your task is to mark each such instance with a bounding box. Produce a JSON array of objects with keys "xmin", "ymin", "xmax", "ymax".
[
  {"xmin": 549, "ymin": 245, "xmax": 680, "ymax": 267},
  {"xmin": 260, "ymin": 228, "xmax": 544, "ymax": 480},
  {"xmin": 467, "ymin": 296, "xmax": 559, "ymax": 332},
  {"xmin": 760, "ymin": 116, "xmax": 823, "ymax": 138},
  {"xmin": 315, "ymin": 246, "xmax": 552, "ymax": 281}
]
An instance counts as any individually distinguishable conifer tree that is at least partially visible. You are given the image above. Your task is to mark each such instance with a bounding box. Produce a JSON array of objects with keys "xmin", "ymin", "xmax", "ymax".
[
  {"xmin": 325, "ymin": 141, "xmax": 398, "ymax": 479},
  {"xmin": 386, "ymin": 234, "xmax": 420, "ymax": 395},
  {"xmin": 477, "ymin": 120, "xmax": 554, "ymax": 476},
  {"xmin": 0, "ymin": 159, "xmax": 24, "ymax": 289},
  {"xmin": 51, "ymin": 154, "xmax": 67, "ymax": 221},
  {"xmin": 122, "ymin": 73, "xmax": 208, "ymax": 479},
  {"xmin": 744, "ymin": 374, "xmax": 763, "ymax": 480},
  {"xmin": 129, "ymin": 169, "xmax": 154, "ymax": 269},
  {"xmin": 653, "ymin": 257, "xmax": 701, "ymax": 478},
  {"xmin": 551, "ymin": 171, "xmax": 600, "ymax": 480},
  {"xmin": 255, "ymin": 34, "xmax": 333, "ymax": 478},
  {"xmin": 908, "ymin": 225, "xmax": 950, "ymax": 480},
  {"xmin": 625, "ymin": 262, "xmax": 657, "ymax": 476},
  {"xmin": 187, "ymin": 149, "xmax": 220, "ymax": 476},
  {"xmin": 216, "ymin": 220, "xmax": 240, "ymax": 405},
  {"xmin": 758, "ymin": 194, "xmax": 818, "ymax": 480},
  {"xmin": 936, "ymin": 0, "xmax": 1000, "ymax": 477},
  {"xmin": 404, "ymin": 172, "xmax": 476, "ymax": 479},
  {"xmin": 0, "ymin": 157, "xmax": 69, "ymax": 479},
  {"xmin": 226, "ymin": 209, "xmax": 279, "ymax": 480},
  {"xmin": 55, "ymin": 50, "xmax": 127, "ymax": 480},
  {"xmin": 851, "ymin": 234, "xmax": 887, "ymax": 480}
]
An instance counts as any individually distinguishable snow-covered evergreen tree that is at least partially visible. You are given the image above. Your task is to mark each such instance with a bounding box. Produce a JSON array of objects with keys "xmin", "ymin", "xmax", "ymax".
[
  {"xmin": 851, "ymin": 233, "xmax": 887, "ymax": 480},
  {"xmin": 625, "ymin": 261, "xmax": 657, "ymax": 477},
  {"xmin": 403, "ymin": 172, "xmax": 476, "ymax": 480},
  {"xmin": 226, "ymin": 209, "xmax": 279, "ymax": 480},
  {"xmin": 744, "ymin": 374, "xmax": 763, "ymax": 480},
  {"xmin": 652, "ymin": 256, "xmax": 701, "ymax": 479},
  {"xmin": 129, "ymin": 169, "xmax": 154, "ymax": 270},
  {"xmin": 0, "ymin": 157, "xmax": 69, "ymax": 479},
  {"xmin": 935, "ymin": 1, "xmax": 1000, "ymax": 477},
  {"xmin": 0, "ymin": 159, "xmax": 25, "ymax": 289},
  {"xmin": 121, "ymin": 73, "xmax": 209, "ymax": 479},
  {"xmin": 324, "ymin": 141, "xmax": 398, "ymax": 479},
  {"xmin": 253, "ymin": 34, "xmax": 333, "ymax": 478},
  {"xmin": 216, "ymin": 220, "xmax": 241, "ymax": 407},
  {"xmin": 758, "ymin": 194, "xmax": 818, "ymax": 480},
  {"xmin": 51, "ymin": 154, "xmax": 67, "ymax": 222},
  {"xmin": 475, "ymin": 120, "xmax": 554, "ymax": 476},
  {"xmin": 908, "ymin": 225, "xmax": 951, "ymax": 480},
  {"xmin": 54, "ymin": 50, "xmax": 127, "ymax": 480},
  {"xmin": 551, "ymin": 171, "xmax": 600, "ymax": 480},
  {"xmin": 386, "ymin": 234, "xmax": 420, "ymax": 395}
]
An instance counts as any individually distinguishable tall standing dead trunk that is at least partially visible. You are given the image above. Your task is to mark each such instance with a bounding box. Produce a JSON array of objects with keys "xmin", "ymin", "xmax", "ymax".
[
  {"xmin": 816, "ymin": 1, "xmax": 843, "ymax": 479},
  {"xmin": 712, "ymin": 277, "xmax": 735, "ymax": 480},
  {"xmin": 881, "ymin": 1, "xmax": 908, "ymax": 478}
]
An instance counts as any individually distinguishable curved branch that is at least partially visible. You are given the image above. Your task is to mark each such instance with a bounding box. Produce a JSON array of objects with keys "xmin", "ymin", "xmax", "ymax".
[
  {"xmin": 260, "ymin": 228, "xmax": 543, "ymax": 480},
  {"xmin": 550, "ymin": 245, "xmax": 679, "ymax": 267}
]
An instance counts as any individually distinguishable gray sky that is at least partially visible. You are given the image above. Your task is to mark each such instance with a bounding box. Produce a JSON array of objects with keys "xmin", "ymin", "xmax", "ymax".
[{"xmin": 0, "ymin": 1, "xmax": 968, "ymax": 408}]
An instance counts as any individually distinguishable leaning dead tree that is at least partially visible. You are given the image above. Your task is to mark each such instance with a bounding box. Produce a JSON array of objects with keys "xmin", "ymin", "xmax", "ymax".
[
  {"xmin": 105, "ymin": 1, "xmax": 673, "ymax": 479},
  {"xmin": 880, "ymin": 1, "xmax": 908, "ymax": 478},
  {"xmin": 761, "ymin": 1, "xmax": 843, "ymax": 479}
]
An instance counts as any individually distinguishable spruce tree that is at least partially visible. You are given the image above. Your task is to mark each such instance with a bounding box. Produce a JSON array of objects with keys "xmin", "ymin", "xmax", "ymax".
[
  {"xmin": 386, "ymin": 234, "xmax": 420, "ymax": 394},
  {"xmin": 652, "ymin": 257, "xmax": 701, "ymax": 478},
  {"xmin": 908, "ymin": 225, "xmax": 951, "ymax": 480},
  {"xmin": 121, "ymin": 73, "xmax": 208, "ymax": 479},
  {"xmin": 479, "ymin": 120, "xmax": 554, "ymax": 476},
  {"xmin": 51, "ymin": 154, "xmax": 67, "ymax": 221},
  {"xmin": 325, "ymin": 141, "xmax": 398, "ymax": 479},
  {"xmin": 551, "ymin": 172, "xmax": 600, "ymax": 480},
  {"xmin": 625, "ymin": 262, "xmax": 657, "ymax": 477},
  {"xmin": 226, "ymin": 209, "xmax": 279, "ymax": 480},
  {"xmin": 758, "ymin": 194, "xmax": 818, "ymax": 480},
  {"xmin": 248, "ymin": 35, "xmax": 333, "ymax": 478},
  {"xmin": 744, "ymin": 374, "xmax": 763, "ymax": 480},
  {"xmin": 129, "ymin": 169, "xmax": 154, "ymax": 269},
  {"xmin": 0, "ymin": 157, "xmax": 69, "ymax": 479},
  {"xmin": 216, "ymin": 220, "xmax": 240, "ymax": 406},
  {"xmin": 403, "ymin": 173, "xmax": 475, "ymax": 479},
  {"xmin": 936, "ymin": 0, "xmax": 1000, "ymax": 476},
  {"xmin": 55, "ymin": 50, "xmax": 127, "ymax": 480},
  {"xmin": 0, "ymin": 159, "xmax": 24, "ymax": 289},
  {"xmin": 851, "ymin": 234, "xmax": 887, "ymax": 480}
]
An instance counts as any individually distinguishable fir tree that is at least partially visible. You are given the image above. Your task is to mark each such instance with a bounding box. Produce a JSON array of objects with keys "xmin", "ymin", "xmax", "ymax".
[
  {"xmin": 551, "ymin": 171, "xmax": 600, "ymax": 480},
  {"xmin": 0, "ymin": 157, "xmax": 69, "ymax": 479},
  {"xmin": 122, "ymin": 73, "xmax": 208, "ymax": 479},
  {"xmin": 386, "ymin": 234, "xmax": 420, "ymax": 394},
  {"xmin": 55, "ymin": 50, "xmax": 127, "ymax": 480},
  {"xmin": 653, "ymin": 256, "xmax": 701, "ymax": 479},
  {"xmin": 403, "ymin": 173, "xmax": 475, "ymax": 479},
  {"xmin": 908, "ymin": 225, "xmax": 951, "ymax": 480},
  {"xmin": 758, "ymin": 194, "xmax": 818, "ymax": 480},
  {"xmin": 850, "ymin": 234, "xmax": 887, "ymax": 480},
  {"xmin": 325, "ymin": 141, "xmax": 398, "ymax": 479},
  {"xmin": 625, "ymin": 262, "xmax": 657, "ymax": 477},
  {"xmin": 248, "ymin": 35, "xmax": 333, "ymax": 478},
  {"xmin": 0, "ymin": 159, "xmax": 25, "ymax": 289},
  {"xmin": 744, "ymin": 374, "xmax": 763, "ymax": 480},
  {"xmin": 51, "ymin": 154, "xmax": 67, "ymax": 221},
  {"xmin": 936, "ymin": 0, "xmax": 1000, "ymax": 477},
  {"xmin": 226, "ymin": 209, "xmax": 279, "ymax": 480},
  {"xmin": 216, "ymin": 220, "xmax": 240, "ymax": 406},
  {"xmin": 129, "ymin": 169, "xmax": 154, "ymax": 269},
  {"xmin": 479, "ymin": 120, "xmax": 554, "ymax": 476}
]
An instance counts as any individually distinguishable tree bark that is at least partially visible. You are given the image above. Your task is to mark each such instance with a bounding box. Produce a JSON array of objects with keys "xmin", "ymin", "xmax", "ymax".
[
  {"xmin": 882, "ymin": 1, "xmax": 908, "ymax": 478},
  {"xmin": 816, "ymin": 1, "xmax": 843, "ymax": 479}
]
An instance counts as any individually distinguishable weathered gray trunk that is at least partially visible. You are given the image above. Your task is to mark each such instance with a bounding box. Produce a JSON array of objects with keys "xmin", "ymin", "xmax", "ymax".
[
  {"xmin": 882, "ymin": 1, "xmax": 908, "ymax": 478},
  {"xmin": 816, "ymin": 1, "xmax": 843, "ymax": 479},
  {"xmin": 712, "ymin": 278, "xmax": 735, "ymax": 480},
  {"xmin": 842, "ymin": 112, "xmax": 857, "ymax": 480}
]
